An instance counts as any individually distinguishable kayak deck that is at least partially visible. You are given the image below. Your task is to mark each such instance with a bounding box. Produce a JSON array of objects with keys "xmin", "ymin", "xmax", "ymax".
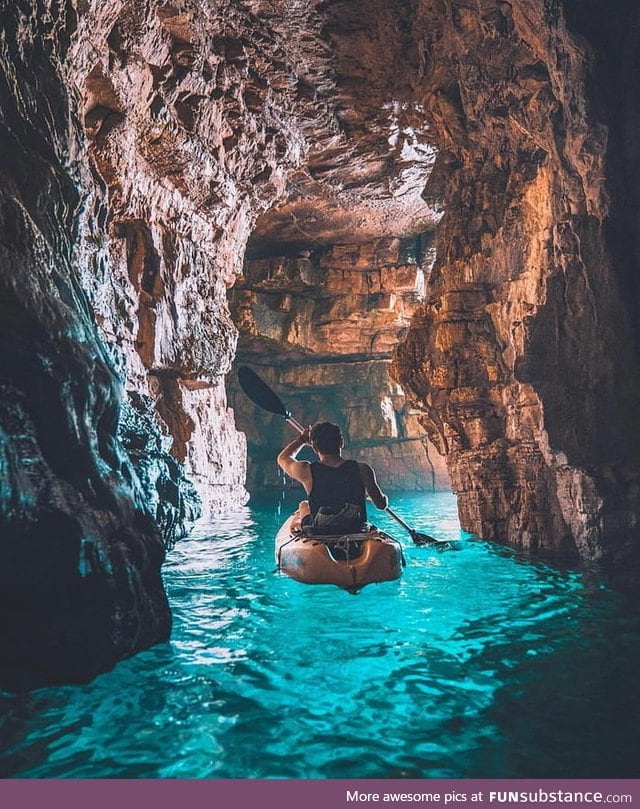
[{"xmin": 275, "ymin": 513, "xmax": 404, "ymax": 594}]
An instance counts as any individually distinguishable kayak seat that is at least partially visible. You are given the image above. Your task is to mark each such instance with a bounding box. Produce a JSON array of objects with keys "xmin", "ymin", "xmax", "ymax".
[
  {"xmin": 302, "ymin": 503, "xmax": 365, "ymax": 535},
  {"xmin": 299, "ymin": 523, "xmax": 371, "ymax": 537}
]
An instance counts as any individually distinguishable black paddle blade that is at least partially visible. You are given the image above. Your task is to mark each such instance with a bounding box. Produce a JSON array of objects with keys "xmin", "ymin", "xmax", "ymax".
[
  {"xmin": 411, "ymin": 530, "xmax": 448, "ymax": 547},
  {"xmin": 237, "ymin": 366, "xmax": 289, "ymax": 418}
]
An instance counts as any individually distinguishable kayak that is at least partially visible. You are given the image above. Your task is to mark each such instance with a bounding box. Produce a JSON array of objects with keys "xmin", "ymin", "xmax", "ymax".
[{"xmin": 275, "ymin": 513, "xmax": 405, "ymax": 594}]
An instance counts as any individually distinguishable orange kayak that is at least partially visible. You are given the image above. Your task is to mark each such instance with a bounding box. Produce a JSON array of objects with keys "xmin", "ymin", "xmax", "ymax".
[{"xmin": 275, "ymin": 513, "xmax": 404, "ymax": 594}]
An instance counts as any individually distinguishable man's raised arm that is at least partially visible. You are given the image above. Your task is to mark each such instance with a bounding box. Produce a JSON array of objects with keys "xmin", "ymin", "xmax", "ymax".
[{"xmin": 277, "ymin": 429, "xmax": 313, "ymax": 492}]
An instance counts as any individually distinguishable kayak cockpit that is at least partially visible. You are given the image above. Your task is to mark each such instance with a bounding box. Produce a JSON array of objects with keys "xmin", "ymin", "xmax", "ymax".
[{"xmin": 275, "ymin": 513, "xmax": 405, "ymax": 594}]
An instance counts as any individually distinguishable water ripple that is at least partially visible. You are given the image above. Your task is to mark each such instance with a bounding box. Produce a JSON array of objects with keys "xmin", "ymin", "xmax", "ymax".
[{"xmin": 1, "ymin": 492, "xmax": 639, "ymax": 778}]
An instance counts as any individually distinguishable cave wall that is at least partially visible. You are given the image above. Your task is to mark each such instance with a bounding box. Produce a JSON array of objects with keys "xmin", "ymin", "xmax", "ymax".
[
  {"xmin": 67, "ymin": 0, "xmax": 438, "ymax": 518},
  {"xmin": 0, "ymin": 0, "xmax": 328, "ymax": 690},
  {"xmin": 0, "ymin": 0, "xmax": 171, "ymax": 691},
  {"xmin": 393, "ymin": 0, "xmax": 640, "ymax": 572},
  {"xmin": 67, "ymin": 0, "xmax": 309, "ymax": 518},
  {"xmin": 0, "ymin": 0, "xmax": 439, "ymax": 689},
  {"xmin": 228, "ymin": 237, "xmax": 451, "ymax": 494},
  {"xmin": 0, "ymin": 0, "xmax": 427, "ymax": 691}
]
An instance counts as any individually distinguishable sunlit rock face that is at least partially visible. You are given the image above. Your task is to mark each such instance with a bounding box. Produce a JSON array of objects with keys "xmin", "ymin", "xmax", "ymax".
[
  {"xmin": 222, "ymin": 1, "xmax": 446, "ymax": 498},
  {"xmin": 228, "ymin": 238, "xmax": 451, "ymax": 494},
  {"xmin": 393, "ymin": 0, "xmax": 640, "ymax": 575},
  {"xmin": 68, "ymin": 0, "xmax": 302, "ymax": 517},
  {"xmin": 68, "ymin": 0, "xmax": 440, "ymax": 517},
  {"xmin": 0, "ymin": 0, "xmax": 311, "ymax": 690},
  {"xmin": 0, "ymin": 0, "xmax": 441, "ymax": 688}
]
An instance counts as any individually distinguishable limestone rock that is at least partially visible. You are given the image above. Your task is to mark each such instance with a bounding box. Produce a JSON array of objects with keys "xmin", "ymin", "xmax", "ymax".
[
  {"xmin": 3, "ymin": 0, "xmax": 640, "ymax": 693},
  {"xmin": 69, "ymin": 0, "xmax": 305, "ymax": 517},
  {"xmin": 118, "ymin": 391, "xmax": 201, "ymax": 543},
  {"xmin": 393, "ymin": 0, "xmax": 640, "ymax": 576},
  {"xmin": 0, "ymin": 0, "xmax": 442, "ymax": 688},
  {"xmin": 0, "ymin": 0, "xmax": 170, "ymax": 690},
  {"xmin": 228, "ymin": 237, "xmax": 450, "ymax": 494}
]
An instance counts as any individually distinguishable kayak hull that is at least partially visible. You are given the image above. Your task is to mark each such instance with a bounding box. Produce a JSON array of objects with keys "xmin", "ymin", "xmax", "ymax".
[{"xmin": 275, "ymin": 514, "xmax": 404, "ymax": 593}]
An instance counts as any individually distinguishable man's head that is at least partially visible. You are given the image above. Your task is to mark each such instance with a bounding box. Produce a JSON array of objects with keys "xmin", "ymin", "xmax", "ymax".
[{"xmin": 310, "ymin": 421, "xmax": 343, "ymax": 454}]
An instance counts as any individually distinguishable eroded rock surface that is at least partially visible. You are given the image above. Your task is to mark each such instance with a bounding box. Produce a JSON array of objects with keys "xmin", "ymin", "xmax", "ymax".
[
  {"xmin": 228, "ymin": 237, "xmax": 450, "ymax": 494},
  {"xmin": 68, "ymin": 0, "xmax": 440, "ymax": 517},
  {"xmin": 0, "ymin": 0, "xmax": 441, "ymax": 689},
  {"xmin": 393, "ymin": 0, "xmax": 640, "ymax": 575},
  {"xmin": 0, "ymin": 0, "xmax": 170, "ymax": 690},
  {"xmin": 69, "ymin": 0, "xmax": 301, "ymax": 517}
]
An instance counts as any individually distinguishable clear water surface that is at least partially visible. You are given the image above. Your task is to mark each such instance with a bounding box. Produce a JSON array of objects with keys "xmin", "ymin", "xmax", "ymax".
[{"xmin": 1, "ymin": 492, "xmax": 639, "ymax": 779}]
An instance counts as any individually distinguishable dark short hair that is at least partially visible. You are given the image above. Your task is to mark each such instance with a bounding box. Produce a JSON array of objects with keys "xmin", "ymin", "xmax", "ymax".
[{"xmin": 310, "ymin": 421, "xmax": 342, "ymax": 454}]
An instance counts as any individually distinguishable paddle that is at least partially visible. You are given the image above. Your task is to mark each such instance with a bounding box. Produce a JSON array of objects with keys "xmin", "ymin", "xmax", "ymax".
[{"xmin": 236, "ymin": 365, "xmax": 446, "ymax": 547}]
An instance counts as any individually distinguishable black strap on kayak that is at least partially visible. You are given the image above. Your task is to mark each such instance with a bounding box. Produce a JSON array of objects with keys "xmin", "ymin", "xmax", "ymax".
[{"xmin": 275, "ymin": 535, "xmax": 299, "ymax": 571}]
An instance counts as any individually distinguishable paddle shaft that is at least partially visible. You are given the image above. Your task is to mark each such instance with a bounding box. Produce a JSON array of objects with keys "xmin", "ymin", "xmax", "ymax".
[
  {"xmin": 384, "ymin": 506, "xmax": 415, "ymax": 535},
  {"xmin": 286, "ymin": 415, "xmax": 306, "ymax": 433}
]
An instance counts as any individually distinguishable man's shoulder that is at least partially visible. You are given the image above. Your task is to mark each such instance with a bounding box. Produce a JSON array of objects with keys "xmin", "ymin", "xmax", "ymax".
[
  {"xmin": 356, "ymin": 461, "xmax": 374, "ymax": 476},
  {"xmin": 337, "ymin": 458, "xmax": 368, "ymax": 471},
  {"xmin": 280, "ymin": 456, "xmax": 311, "ymax": 473}
]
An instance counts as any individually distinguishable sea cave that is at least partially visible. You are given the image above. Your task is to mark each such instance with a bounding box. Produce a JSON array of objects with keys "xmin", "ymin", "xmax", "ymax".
[{"xmin": 0, "ymin": 0, "xmax": 639, "ymax": 782}]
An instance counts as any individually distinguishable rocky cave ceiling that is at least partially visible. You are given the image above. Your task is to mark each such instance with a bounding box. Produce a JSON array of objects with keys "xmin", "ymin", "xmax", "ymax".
[{"xmin": 232, "ymin": 0, "xmax": 443, "ymax": 254}]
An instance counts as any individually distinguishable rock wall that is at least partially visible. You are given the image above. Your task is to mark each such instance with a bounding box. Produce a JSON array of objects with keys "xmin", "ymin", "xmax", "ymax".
[
  {"xmin": 228, "ymin": 237, "xmax": 451, "ymax": 494},
  {"xmin": 0, "ymin": 0, "xmax": 441, "ymax": 689},
  {"xmin": 67, "ymin": 0, "xmax": 439, "ymax": 518},
  {"xmin": 0, "ymin": 0, "xmax": 333, "ymax": 690},
  {"xmin": 68, "ymin": 0, "xmax": 308, "ymax": 518},
  {"xmin": 393, "ymin": 0, "xmax": 640, "ymax": 574},
  {"xmin": 0, "ymin": 0, "xmax": 170, "ymax": 691}
]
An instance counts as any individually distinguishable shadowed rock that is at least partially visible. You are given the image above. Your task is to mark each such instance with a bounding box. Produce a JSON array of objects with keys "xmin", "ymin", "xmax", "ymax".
[{"xmin": 0, "ymin": 0, "xmax": 170, "ymax": 690}]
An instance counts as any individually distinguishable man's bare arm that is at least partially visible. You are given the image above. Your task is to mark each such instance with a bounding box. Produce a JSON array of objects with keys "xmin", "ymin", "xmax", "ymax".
[
  {"xmin": 358, "ymin": 463, "xmax": 388, "ymax": 510},
  {"xmin": 277, "ymin": 430, "xmax": 313, "ymax": 492}
]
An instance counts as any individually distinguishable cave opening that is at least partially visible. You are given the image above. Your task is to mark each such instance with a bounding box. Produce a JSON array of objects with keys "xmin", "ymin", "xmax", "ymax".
[{"xmin": 226, "ymin": 225, "xmax": 451, "ymax": 499}]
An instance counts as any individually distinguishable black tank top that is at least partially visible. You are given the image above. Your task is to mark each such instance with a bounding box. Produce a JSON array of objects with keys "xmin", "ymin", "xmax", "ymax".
[{"xmin": 308, "ymin": 460, "xmax": 367, "ymax": 521}]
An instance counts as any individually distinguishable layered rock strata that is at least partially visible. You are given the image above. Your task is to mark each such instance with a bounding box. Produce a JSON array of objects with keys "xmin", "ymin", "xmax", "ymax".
[
  {"xmin": 393, "ymin": 0, "xmax": 640, "ymax": 573},
  {"xmin": 228, "ymin": 237, "xmax": 450, "ymax": 494},
  {"xmin": 221, "ymin": 1, "xmax": 445, "ymax": 499},
  {"xmin": 68, "ymin": 0, "xmax": 440, "ymax": 518}
]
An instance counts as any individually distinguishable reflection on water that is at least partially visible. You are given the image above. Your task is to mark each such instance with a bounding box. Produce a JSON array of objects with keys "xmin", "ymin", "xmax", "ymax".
[{"xmin": 0, "ymin": 492, "xmax": 638, "ymax": 778}]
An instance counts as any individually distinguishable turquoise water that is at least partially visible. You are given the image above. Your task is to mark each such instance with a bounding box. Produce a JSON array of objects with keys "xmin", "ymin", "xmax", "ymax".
[{"xmin": 1, "ymin": 491, "xmax": 639, "ymax": 779}]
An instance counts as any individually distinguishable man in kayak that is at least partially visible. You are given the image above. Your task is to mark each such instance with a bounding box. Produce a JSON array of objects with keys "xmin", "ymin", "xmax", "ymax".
[{"xmin": 277, "ymin": 420, "xmax": 388, "ymax": 532}]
